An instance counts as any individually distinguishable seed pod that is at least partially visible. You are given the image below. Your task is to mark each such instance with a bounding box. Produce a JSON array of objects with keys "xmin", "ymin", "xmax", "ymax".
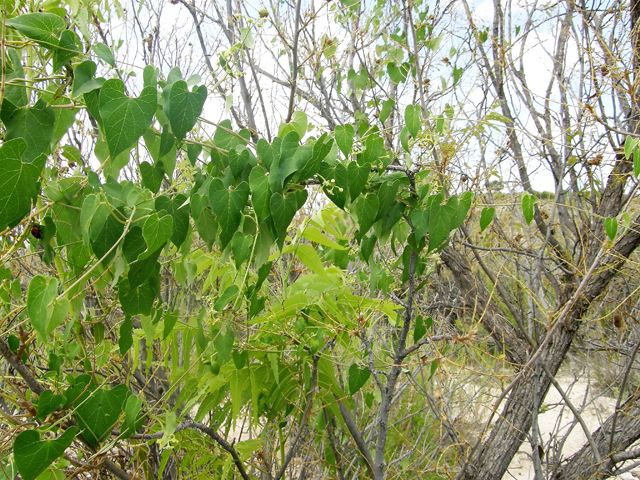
[{"xmin": 614, "ymin": 314, "xmax": 624, "ymax": 329}]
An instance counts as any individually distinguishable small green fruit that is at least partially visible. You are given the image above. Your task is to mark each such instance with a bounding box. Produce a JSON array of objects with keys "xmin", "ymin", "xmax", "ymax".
[
  {"xmin": 209, "ymin": 361, "xmax": 221, "ymax": 375},
  {"xmin": 259, "ymin": 8, "xmax": 268, "ymax": 18}
]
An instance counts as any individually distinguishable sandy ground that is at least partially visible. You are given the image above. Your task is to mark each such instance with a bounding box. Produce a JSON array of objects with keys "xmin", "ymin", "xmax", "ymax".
[{"xmin": 505, "ymin": 375, "xmax": 640, "ymax": 479}]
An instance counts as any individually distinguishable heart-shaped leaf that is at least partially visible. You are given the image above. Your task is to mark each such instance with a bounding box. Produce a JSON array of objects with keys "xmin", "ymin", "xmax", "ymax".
[
  {"xmin": 360, "ymin": 234, "xmax": 376, "ymax": 263},
  {"xmin": 348, "ymin": 364, "xmax": 371, "ymax": 395},
  {"xmin": 156, "ymin": 194, "xmax": 190, "ymax": 248},
  {"xmin": 142, "ymin": 212, "xmax": 173, "ymax": 257},
  {"xmin": 165, "ymin": 80, "xmax": 207, "ymax": 142},
  {"xmin": 356, "ymin": 194, "xmax": 379, "ymax": 238},
  {"xmin": 270, "ymin": 191, "xmax": 298, "ymax": 250},
  {"xmin": 52, "ymin": 30, "xmax": 80, "ymax": 72},
  {"xmin": 119, "ymin": 277, "xmax": 157, "ymax": 316},
  {"xmin": 404, "ymin": 105, "xmax": 421, "ymax": 138},
  {"xmin": 90, "ymin": 207, "xmax": 126, "ymax": 265},
  {"xmin": 1, "ymin": 98, "xmax": 55, "ymax": 162},
  {"xmin": 229, "ymin": 149, "xmax": 248, "ymax": 180},
  {"xmin": 480, "ymin": 207, "xmax": 495, "ymax": 232},
  {"xmin": 428, "ymin": 197, "xmax": 457, "ymax": 252},
  {"xmin": 231, "ymin": 232, "xmax": 253, "ymax": 268},
  {"xmin": 214, "ymin": 327, "xmax": 235, "ymax": 361},
  {"xmin": 36, "ymin": 390, "xmax": 63, "ymax": 419},
  {"xmin": 214, "ymin": 284, "xmax": 240, "ymax": 312},
  {"xmin": 209, "ymin": 180, "xmax": 250, "ymax": 251},
  {"xmin": 0, "ymin": 139, "xmax": 46, "ymax": 230},
  {"xmin": 99, "ymin": 79, "xmax": 157, "ymax": 159},
  {"xmin": 334, "ymin": 124, "xmax": 354, "ymax": 157},
  {"xmin": 26, "ymin": 276, "xmax": 58, "ymax": 339},
  {"xmin": 6, "ymin": 13, "xmax": 64, "ymax": 50},
  {"xmin": 347, "ymin": 161, "xmax": 370, "ymax": 201},
  {"xmin": 376, "ymin": 180, "xmax": 400, "ymax": 221},
  {"xmin": 140, "ymin": 160, "xmax": 165, "ymax": 194},
  {"xmin": 324, "ymin": 163, "xmax": 349, "ymax": 209},
  {"xmin": 233, "ymin": 350, "xmax": 248, "ymax": 369},
  {"xmin": 411, "ymin": 208, "xmax": 430, "ymax": 240},
  {"xmin": 13, "ymin": 427, "xmax": 78, "ymax": 480},
  {"xmin": 74, "ymin": 384, "xmax": 130, "ymax": 447},
  {"xmin": 72, "ymin": 61, "xmax": 105, "ymax": 97},
  {"xmin": 119, "ymin": 316, "xmax": 133, "ymax": 354},
  {"xmin": 249, "ymin": 166, "xmax": 271, "ymax": 224}
]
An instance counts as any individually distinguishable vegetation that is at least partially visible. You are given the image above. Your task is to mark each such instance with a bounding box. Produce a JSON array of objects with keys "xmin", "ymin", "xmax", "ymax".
[{"xmin": 2, "ymin": 0, "xmax": 640, "ymax": 479}]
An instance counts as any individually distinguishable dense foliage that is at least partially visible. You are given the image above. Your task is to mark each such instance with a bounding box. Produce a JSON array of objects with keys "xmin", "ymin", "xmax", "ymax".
[{"xmin": 4, "ymin": 0, "xmax": 640, "ymax": 479}]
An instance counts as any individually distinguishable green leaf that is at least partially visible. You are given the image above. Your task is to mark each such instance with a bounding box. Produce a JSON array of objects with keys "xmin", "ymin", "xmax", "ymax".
[
  {"xmin": 92, "ymin": 42, "xmax": 115, "ymax": 67},
  {"xmin": 13, "ymin": 427, "xmax": 78, "ymax": 480},
  {"xmin": 194, "ymin": 209, "xmax": 218, "ymax": 250},
  {"xmin": 376, "ymin": 180, "xmax": 400, "ymax": 221},
  {"xmin": 163, "ymin": 309, "xmax": 179, "ymax": 340},
  {"xmin": 301, "ymin": 226, "xmax": 348, "ymax": 250},
  {"xmin": 90, "ymin": 208, "xmax": 125, "ymax": 264},
  {"xmin": 624, "ymin": 135, "xmax": 638, "ymax": 159},
  {"xmin": 240, "ymin": 26, "xmax": 254, "ymax": 48},
  {"xmin": 436, "ymin": 114, "xmax": 445, "ymax": 135},
  {"xmin": 347, "ymin": 161, "xmax": 370, "ymax": 201},
  {"xmin": 165, "ymin": 80, "xmax": 207, "ymax": 142},
  {"xmin": 387, "ymin": 62, "xmax": 409, "ymax": 84},
  {"xmin": 121, "ymin": 395, "xmax": 143, "ymax": 438},
  {"xmin": 52, "ymin": 30, "xmax": 80, "ymax": 72},
  {"xmin": 270, "ymin": 191, "xmax": 298, "ymax": 250},
  {"xmin": 380, "ymin": 99, "xmax": 394, "ymax": 124},
  {"xmin": 454, "ymin": 192, "xmax": 474, "ymax": 228},
  {"xmin": 413, "ymin": 315, "xmax": 429, "ymax": 343},
  {"xmin": 140, "ymin": 160, "xmax": 165, "ymax": 194},
  {"xmin": 0, "ymin": 139, "xmax": 46, "ymax": 230},
  {"xmin": 348, "ymin": 364, "xmax": 371, "ymax": 395},
  {"xmin": 119, "ymin": 316, "xmax": 133, "ymax": 354},
  {"xmin": 249, "ymin": 166, "xmax": 271, "ymax": 224},
  {"xmin": 74, "ymin": 384, "xmax": 129, "ymax": 446},
  {"xmin": 99, "ymin": 79, "xmax": 157, "ymax": 160},
  {"xmin": 142, "ymin": 212, "xmax": 173, "ymax": 256},
  {"xmin": 605, "ymin": 217, "xmax": 618, "ymax": 241},
  {"xmin": 634, "ymin": 149, "xmax": 640, "ymax": 179},
  {"xmin": 521, "ymin": 194, "xmax": 536, "ymax": 226},
  {"xmin": 400, "ymin": 126, "xmax": 410, "ymax": 152},
  {"xmin": 480, "ymin": 207, "xmax": 495, "ymax": 232},
  {"xmin": 290, "ymin": 111, "xmax": 308, "ymax": 138},
  {"xmin": 360, "ymin": 234, "xmax": 376, "ymax": 263},
  {"xmin": 72, "ymin": 61, "xmax": 105, "ymax": 97},
  {"xmin": 119, "ymin": 278, "xmax": 157, "ymax": 316},
  {"xmin": 36, "ymin": 390, "xmax": 63, "ymax": 419},
  {"xmin": 428, "ymin": 197, "xmax": 457, "ymax": 252},
  {"xmin": 209, "ymin": 180, "xmax": 250, "ymax": 251},
  {"xmin": 324, "ymin": 163, "xmax": 349, "ymax": 210},
  {"xmin": 26, "ymin": 276, "xmax": 58, "ymax": 339},
  {"xmin": 411, "ymin": 208, "xmax": 429, "ymax": 240},
  {"xmin": 214, "ymin": 327, "xmax": 235, "ymax": 361},
  {"xmin": 405, "ymin": 105, "xmax": 421, "ymax": 137},
  {"xmin": 155, "ymin": 194, "xmax": 190, "ymax": 248},
  {"xmin": 231, "ymin": 231, "xmax": 253, "ymax": 268},
  {"xmin": 214, "ymin": 284, "xmax": 239, "ymax": 311},
  {"xmin": 6, "ymin": 13, "xmax": 64, "ymax": 49},
  {"xmin": 334, "ymin": 124, "xmax": 355, "ymax": 157},
  {"xmin": 233, "ymin": 350, "xmax": 248, "ymax": 369},
  {"xmin": 1, "ymin": 98, "xmax": 55, "ymax": 162},
  {"xmin": 356, "ymin": 194, "xmax": 379, "ymax": 237},
  {"xmin": 296, "ymin": 244, "xmax": 328, "ymax": 278}
]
